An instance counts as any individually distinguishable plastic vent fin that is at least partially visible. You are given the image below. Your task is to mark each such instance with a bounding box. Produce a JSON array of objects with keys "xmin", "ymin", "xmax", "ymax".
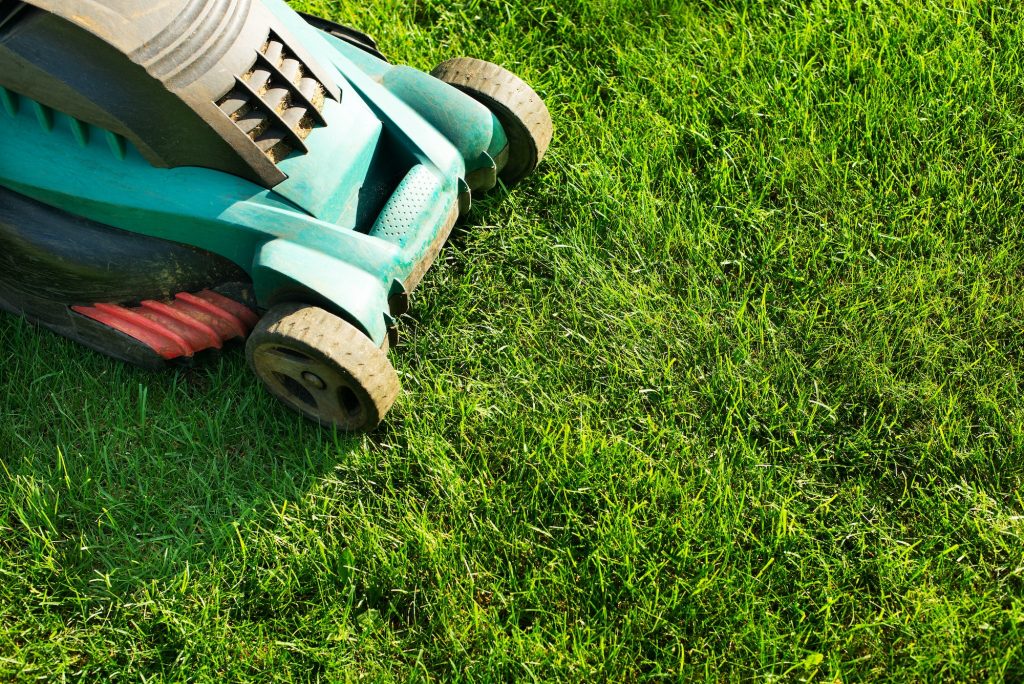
[
  {"xmin": 216, "ymin": 31, "xmax": 334, "ymax": 163},
  {"xmin": 0, "ymin": 1, "xmax": 27, "ymax": 32},
  {"xmin": 0, "ymin": 86, "xmax": 131, "ymax": 160}
]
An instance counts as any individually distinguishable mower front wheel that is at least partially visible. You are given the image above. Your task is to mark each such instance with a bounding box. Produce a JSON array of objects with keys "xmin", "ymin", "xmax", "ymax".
[
  {"xmin": 431, "ymin": 57, "xmax": 552, "ymax": 186},
  {"xmin": 246, "ymin": 304, "xmax": 400, "ymax": 431}
]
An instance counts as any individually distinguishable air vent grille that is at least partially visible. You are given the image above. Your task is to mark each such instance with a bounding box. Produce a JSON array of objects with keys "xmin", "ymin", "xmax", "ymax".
[{"xmin": 216, "ymin": 31, "xmax": 334, "ymax": 164}]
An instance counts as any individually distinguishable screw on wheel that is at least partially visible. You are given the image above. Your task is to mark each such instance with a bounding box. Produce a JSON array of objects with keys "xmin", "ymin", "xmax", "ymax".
[{"xmin": 246, "ymin": 304, "xmax": 400, "ymax": 431}]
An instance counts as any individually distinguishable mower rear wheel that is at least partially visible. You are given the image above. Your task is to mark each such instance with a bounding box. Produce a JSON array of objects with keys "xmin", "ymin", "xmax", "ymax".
[
  {"xmin": 431, "ymin": 57, "xmax": 552, "ymax": 186},
  {"xmin": 246, "ymin": 304, "xmax": 400, "ymax": 431}
]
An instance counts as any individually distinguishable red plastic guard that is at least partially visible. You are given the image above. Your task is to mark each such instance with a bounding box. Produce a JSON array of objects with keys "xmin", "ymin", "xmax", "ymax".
[{"xmin": 72, "ymin": 290, "xmax": 260, "ymax": 360}]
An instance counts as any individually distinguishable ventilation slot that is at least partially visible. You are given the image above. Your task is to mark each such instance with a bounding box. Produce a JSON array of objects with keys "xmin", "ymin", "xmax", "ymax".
[
  {"xmin": 0, "ymin": 1, "xmax": 28, "ymax": 32},
  {"xmin": 216, "ymin": 31, "xmax": 334, "ymax": 164}
]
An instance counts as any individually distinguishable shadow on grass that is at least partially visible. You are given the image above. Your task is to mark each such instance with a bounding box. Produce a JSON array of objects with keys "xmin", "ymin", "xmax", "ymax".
[
  {"xmin": 0, "ymin": 185, "xmax": 523, "ymax": 613},
  {"xmin": 0, "ymin": 313, "xmax": 364, "ymax": 602}
]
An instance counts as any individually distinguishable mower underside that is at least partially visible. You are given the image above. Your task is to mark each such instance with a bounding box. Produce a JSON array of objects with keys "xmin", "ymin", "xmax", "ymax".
[{"xmin": 0, "ymin": 186, "xmax": 259, "ymax": 368}]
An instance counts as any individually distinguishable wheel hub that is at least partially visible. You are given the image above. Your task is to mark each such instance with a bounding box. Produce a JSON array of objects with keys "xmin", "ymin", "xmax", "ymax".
[{"xmin": 252, "ymin": 344, "xmax": 365, "ymax": 425}]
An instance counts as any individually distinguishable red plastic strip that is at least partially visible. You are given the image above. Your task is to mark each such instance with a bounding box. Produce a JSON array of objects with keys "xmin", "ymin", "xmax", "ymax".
[
  {"xmin": 72, "ymin": 303, "xmax": 189, "ymax": 359},
  {"xmin": 176, "ymin": 292, "xmax": 248, "ymax": 339},
  {"xmin": 71, "ymin": 290, "xmax": 258, "ymax": 361},
  {"xmin": 195, "ymin": 290, "xmax": 260, "ymax": 329},
  {"xmin": 140, "ymin": 300, "xmax": 223, "ymax": 350}
]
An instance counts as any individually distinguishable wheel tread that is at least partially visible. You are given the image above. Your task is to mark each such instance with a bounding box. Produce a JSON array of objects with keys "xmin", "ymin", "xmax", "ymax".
[
  {"xmin": 246, "ymin": 304, "xmax": 400, "ymax": 430},
  {"xmin": 431, "ymin": 57, "xmax": 552, "ymax": 185}
]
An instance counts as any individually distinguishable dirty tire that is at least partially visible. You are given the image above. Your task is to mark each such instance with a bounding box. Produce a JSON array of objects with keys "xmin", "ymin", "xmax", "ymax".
[
  {"xmin": 246, "ymin": 304, "xmax": 400, "ymax": 431},
  {"xmin": 431, "ymin": 57, "xmax": 552, "ymax": 186}
]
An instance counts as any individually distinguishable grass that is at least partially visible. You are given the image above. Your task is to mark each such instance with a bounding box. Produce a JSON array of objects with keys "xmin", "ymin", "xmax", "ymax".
[{"xmin": 2, "ymin": 0, "xmax": 1024, "ymax": 679}]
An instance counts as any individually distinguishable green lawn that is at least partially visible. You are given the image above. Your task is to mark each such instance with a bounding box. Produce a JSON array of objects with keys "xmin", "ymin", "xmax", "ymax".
[{"xmin": 2, "ymin": 0, "xmax": 1024, "ymax": 679}]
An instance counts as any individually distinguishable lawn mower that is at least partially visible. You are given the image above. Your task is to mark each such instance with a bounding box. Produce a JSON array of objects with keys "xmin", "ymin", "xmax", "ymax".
[{"xmin": 0, "ymin": 0, "xmax": 552, "ymax": 430}]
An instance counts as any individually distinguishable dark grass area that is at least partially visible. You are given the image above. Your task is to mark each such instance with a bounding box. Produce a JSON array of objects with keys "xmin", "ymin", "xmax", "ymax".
[{"xmin": 1, "ymin": 0, "xmax": 1023, "ymax": 679}]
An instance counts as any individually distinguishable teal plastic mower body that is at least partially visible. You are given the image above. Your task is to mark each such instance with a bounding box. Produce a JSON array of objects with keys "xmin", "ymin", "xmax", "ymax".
[
  {"xmin": 1, "ymin": 0, "xmax": 510, "ymax": 346},
  {"xmin": 0, "ymin": 0, "xmax": 551, "ymax": 430}
]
